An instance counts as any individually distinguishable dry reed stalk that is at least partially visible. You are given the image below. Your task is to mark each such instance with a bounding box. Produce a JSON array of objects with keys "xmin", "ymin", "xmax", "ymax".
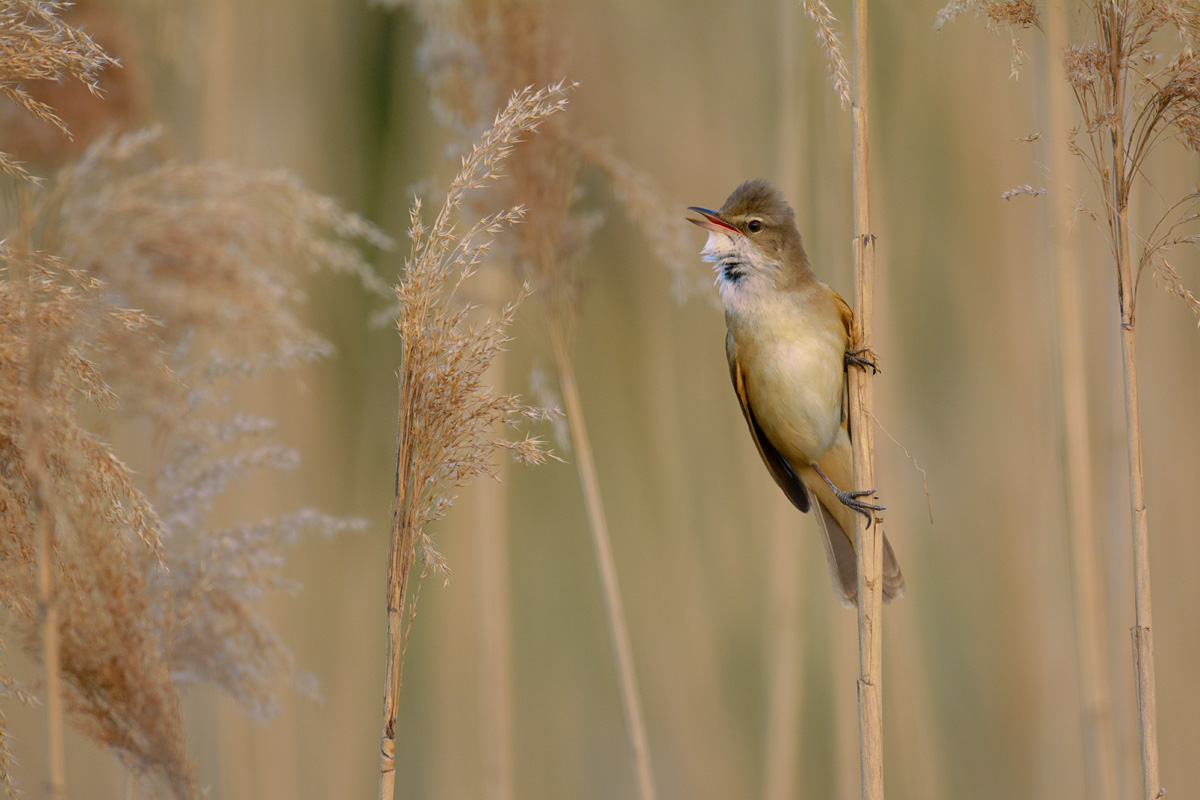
[
  {"xmin": 545, "ymin": 317, "xmax": 658, "ymax": 800},
  {"xmin": 806, "ymin": 1, "xmax": 886, "ymax": 794},
  {"xmin": 1044, "ymin": 3, "xmax": 1119, "ymax": 799},
  {"xmin": 848, "ymin": 0, "xmax": 885, "ymax": 798},
  {"xmin": 378, "ymin": 82, "xmax": 567, "ymax": 800},
  {"xmin": 16, "ymin": 195, "xmax": 67, "ymax": 800},
  {"xmin": 942, "ymin": 2, "xmax": 1200, "ymax": 796}
]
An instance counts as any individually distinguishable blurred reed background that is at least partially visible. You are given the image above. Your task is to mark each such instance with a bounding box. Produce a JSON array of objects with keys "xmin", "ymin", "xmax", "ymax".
[{"xmin": 3, "ymin": 0, "xmax": 1200, "ymax": 798}]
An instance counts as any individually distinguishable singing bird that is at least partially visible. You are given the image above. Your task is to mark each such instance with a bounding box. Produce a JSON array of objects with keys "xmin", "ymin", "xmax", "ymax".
[{"xmin": 689, "ymin": 180, "xmax": 904, "ymax": 606}]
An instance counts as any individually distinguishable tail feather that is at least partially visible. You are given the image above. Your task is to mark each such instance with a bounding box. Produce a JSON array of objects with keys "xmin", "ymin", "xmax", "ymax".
[
  {"xmin": 811, "ymin": 497, "xmax": 904, "ymax": 607},
  {"xmin": 801, "ymin": 433, "xmax": 905, "ymax": 606}
]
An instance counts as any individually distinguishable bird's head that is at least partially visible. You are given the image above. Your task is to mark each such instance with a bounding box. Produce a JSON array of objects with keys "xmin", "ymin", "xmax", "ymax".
[{"xmin": 688, "ymin": 179, "xmax": 810, "ymax": 306}]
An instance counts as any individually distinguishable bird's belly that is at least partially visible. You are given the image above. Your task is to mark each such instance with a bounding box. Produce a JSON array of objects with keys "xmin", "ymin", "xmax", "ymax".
[{"xmin": 747, "ymin": 335, "xmax": 843, "ymax": 465}]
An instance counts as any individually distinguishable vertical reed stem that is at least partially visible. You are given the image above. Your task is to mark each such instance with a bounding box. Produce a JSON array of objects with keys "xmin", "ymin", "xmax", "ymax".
[
  {"xmin": 1101, "ymin": 5, "xmax": 1161, "ymax": 795},
  {"xmin": 1045, "ymin": 4, "xmax": 1120, "ymax": 798},
  {"xmin": 1121, "ymin": 314, "xmax": 1160, "ymax": 800},
  {"xmin": 1114, "ymin": 201, "xmax": 1161, "ymax": 800},
  {"xmin": 547, "ymin": 316, "xmax": 658, "ymax": 800},
  {"xmin": 848, "ymin": 1, "xmax": 884, "ymax": 799},
  {"xmin": 31, "ymin": 410, "xmax": 65, "ymax": 800},
  {"xmin": 18, "ymin": 191, "xmax": 67, "ymax": 800},
  {"xmin": 379, "ymin": 376, "xmax": 418, "ymax": 800}
]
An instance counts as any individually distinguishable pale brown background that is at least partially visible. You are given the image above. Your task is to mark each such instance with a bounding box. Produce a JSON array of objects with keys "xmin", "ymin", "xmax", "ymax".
[{"xmin": 7, "ymin": 1, "xmax": 1200, "ymax": 798}]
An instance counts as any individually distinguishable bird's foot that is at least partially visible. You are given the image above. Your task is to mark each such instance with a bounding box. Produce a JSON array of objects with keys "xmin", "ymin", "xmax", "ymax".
[
  {"xmin": 811, "ymin": 461, "xmax": 885, "ymax": 527},
  {"xmin": 834, "ymin": 488, "xmax": 885, "ymax": 528},
  {"xmin": 845, "ymin": 347, "xmax": 879, "ymax": 375}
]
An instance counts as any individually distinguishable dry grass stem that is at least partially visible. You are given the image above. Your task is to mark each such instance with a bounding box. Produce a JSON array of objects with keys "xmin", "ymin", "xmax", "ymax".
[{"xmin": 378, "ymin": 80, "xmax": 568, "ymax": 800}]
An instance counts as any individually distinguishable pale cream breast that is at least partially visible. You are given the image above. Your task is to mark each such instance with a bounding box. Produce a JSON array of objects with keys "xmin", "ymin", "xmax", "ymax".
[{"xmin": 729, "ymin": 286, "xmax": 847, "ymax": 465}]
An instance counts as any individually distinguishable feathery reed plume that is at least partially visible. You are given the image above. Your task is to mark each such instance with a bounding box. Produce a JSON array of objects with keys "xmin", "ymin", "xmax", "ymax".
[
  {"xmin": 0, "ymin": 1, "xmax": 119, "ymax": 180},
  {"xmin": 1, "ymin": 124, "xmax": 388, "ymax": 797},
  {"xmin": 576, "ymin": 136, "xmax": 712, "ymax": 303},
  {"xmin": 804, "ymin": 0, "xmax": 853, "ymax": 109},
  {"xmin": 942, "ymin": 2, "xmax": 1200, "ymax": 797},
  {"xmin": 42, "ymin": 127, "xmax": 391, "ymax": 720},
  {"xmin": 934, "ymin": 0, "xmax": 1039, "ymax": 78},
  {"xmin": 0, "ymin": 247, "xmax": 196, "ymax": 799},
  {"xmin": 378, "ymin": 81, "xmax": 567, "ymax": 800}
]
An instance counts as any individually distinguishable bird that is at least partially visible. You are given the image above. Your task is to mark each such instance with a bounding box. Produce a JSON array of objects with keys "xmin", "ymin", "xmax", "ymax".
[{"xmin": 688, "ymin": 179, "xmax": 904, "ymax": 606}]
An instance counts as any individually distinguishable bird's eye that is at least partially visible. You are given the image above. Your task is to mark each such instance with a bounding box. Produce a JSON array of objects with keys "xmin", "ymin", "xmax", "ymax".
[{"xmin": 747, "ymin": 219, "xmax": 763, "ymax": 233}]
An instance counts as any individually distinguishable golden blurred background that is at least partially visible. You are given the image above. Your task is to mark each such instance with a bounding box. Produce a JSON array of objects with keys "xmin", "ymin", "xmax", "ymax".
[{"xmin": 6, "ymin": 0, "xmax": 1200, "ymax": 798}]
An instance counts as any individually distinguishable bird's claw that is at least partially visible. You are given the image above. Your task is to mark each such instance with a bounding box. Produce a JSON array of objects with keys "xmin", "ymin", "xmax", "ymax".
[
  {"xmin": 845, "ymin": 347, "xmax": 879, "ymax": 375},
  {"xmin": 835, "ymin": 488, "xmax": 885, "ymax": 528}
]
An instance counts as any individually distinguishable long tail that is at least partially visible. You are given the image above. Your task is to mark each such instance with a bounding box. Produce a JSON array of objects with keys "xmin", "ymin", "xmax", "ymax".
[{"xmin": 800, "ymin": 434, "xmax": 905, "ymax": 607}]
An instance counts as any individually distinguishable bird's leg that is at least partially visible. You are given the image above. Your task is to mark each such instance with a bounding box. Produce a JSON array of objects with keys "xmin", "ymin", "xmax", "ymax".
[
  {"xmin": 810, "ymin": 462, "xmax": 884, "ymax": 527},
  {"xmin": 844, "ymin": 346, "xmax": 879, "ymax": 374}
]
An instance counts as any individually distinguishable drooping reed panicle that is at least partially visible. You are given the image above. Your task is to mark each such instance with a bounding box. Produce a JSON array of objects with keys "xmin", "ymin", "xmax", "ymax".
[
  {"xmin": 0, "ymin": 247, "xmax": 196, "ymax": 799},
  {"xmin": 41, "ymin": 127, "xmax": 392, "ymax": 722},
  {"xmin": 0, "ymin": 1, "xmax": 119, "ymax": 180},
  {"xmin": 1, "ymin": 117, "xmax": 391, "ymax": 796}
]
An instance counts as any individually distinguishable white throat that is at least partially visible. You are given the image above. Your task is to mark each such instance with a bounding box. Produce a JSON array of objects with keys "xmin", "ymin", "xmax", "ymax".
[{"xmin": 700, "ymin": 230, "xmax": 776, "ymax": 312}]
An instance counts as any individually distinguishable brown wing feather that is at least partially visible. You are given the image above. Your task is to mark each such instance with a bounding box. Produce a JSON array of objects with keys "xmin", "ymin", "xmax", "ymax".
[
  {"xmin": 726, "ymin": 331, "xmax": 810, "ymax": 513},
  {"xmin": 832, "ymin": 287, "xmax": 855, "ymax": 431}
]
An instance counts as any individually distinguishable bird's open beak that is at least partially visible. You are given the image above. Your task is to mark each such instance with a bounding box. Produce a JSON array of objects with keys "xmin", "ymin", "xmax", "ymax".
[{"xmin": 687, "ymin": 206, "xmax": 740, "ymax": 235}]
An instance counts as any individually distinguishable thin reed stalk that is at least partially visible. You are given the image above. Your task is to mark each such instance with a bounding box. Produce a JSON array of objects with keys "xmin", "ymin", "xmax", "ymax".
[
  {"xmin": 546, "ymin": 315, "xmax": 657, "ymax": 800},
  {"xmin": 847, "ymin": 0, "xmax": 885, "ymax": 798},
  {"xmin": 1099, "ymin": 8, "xmax": 1160, "ymax": 796},
  {"xmin": 1044, "ymin": 3, "xmax": 1119, "ymax": 798},
  {"xmin": 1111, "ymin": 156, "xmax": 1160, "ymax": 800},
  {"xmin": 15, "ymin": 193, "xmax": 67, "ymax": 800},
  {"xmin": 940, "ymin": 2, "xmax": 1200, "ymax": 794},
  {"xmin": 27, "ymin": 349, "xmax": 65, "ymax": 800}
]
